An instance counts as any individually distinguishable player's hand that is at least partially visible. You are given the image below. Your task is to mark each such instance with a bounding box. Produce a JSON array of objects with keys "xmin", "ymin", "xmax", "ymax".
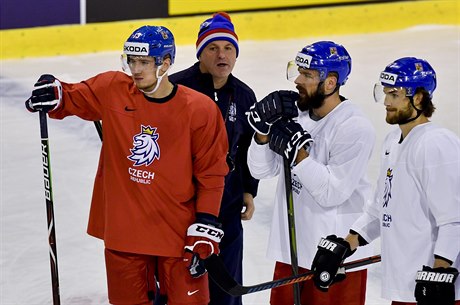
[
  {"xmin": 269, "ymin": 119, "xmax": 313, "ymax": 167},
  {"xmin": 183, "ymin": 214, "xmax": 224, "ymax": 278},
  {"xmin": 311, "ymin": 235, "xmax": 354, "ymax": 292},
  {"xmin": 415, "ymin": 265, "xmax": 458, "ymax": 305},
  {"xmin": 246, "ymin": 90, "xmax": 299, "ymax": 135},
  {"xmin": 25, "ymin": 74, "xmax": 62, "ymax": 113}
]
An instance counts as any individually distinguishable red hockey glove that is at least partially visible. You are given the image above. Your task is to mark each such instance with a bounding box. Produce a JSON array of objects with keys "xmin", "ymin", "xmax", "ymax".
[
  {"xmin": 25, "ymin": 74, "xmax": 62, "ymax": 113},
  {"xmin": 183, "ymin": 215, "xmax": 224, "ymax": 278}
]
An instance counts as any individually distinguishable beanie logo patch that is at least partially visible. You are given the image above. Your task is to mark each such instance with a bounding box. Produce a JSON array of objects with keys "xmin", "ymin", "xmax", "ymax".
[{"xmin": 199, "ymin": 21, "xmax": 212, "ymax": 32}]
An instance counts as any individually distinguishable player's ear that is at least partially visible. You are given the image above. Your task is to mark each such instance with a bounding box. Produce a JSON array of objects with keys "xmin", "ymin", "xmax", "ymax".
[
  {"xmin": 159, "ymin": 57, "xmax": 172, "ymax": 73},
  {"xmin": 325, "ymin": 73, "xmax": 338, "ymax": 93},
  {"xmin": 412, "ymin": 91, "xmax": 423, "ymax": 108}
]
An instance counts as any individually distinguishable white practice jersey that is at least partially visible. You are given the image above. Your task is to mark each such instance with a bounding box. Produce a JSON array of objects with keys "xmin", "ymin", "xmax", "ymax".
[
  {"xmin": 248, "ymin": 100, "xmax": 376, "ymax": 269},
  {"xmin": 352, "ymin": 122, "xmax": 460, "ymax": 301}
]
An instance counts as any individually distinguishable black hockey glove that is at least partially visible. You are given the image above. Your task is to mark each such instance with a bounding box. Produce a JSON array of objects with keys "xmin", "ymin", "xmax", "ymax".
[
  {"xmin": 269, "ymin": 119, "xmax": 313, "ymax": 167},
  {"xmin": 311, "ymin": 235, "xmax": 355, "ymax": 292},
  {"xmin": 246, "ymin": 90, "xmax": 299, "ymax": 135},
  {"xmin": 25, "ymin": 74, "xmax": 62, "ymax": 113},
  {"xmin": 415, "ymin": 265, "xmax": 458, "ymax": 305},
  {"xmin": 183, "ymin": 213, "xmax": 224, "ymax": 278}
]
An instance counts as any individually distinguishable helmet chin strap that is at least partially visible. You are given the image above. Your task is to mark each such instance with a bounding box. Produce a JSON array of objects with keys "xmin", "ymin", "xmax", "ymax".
[
  {"xmin": 324, "ymin": 84, "xmax": 339, "ymax": 98},
  {"xmin": 139, "ymin": 64, "xmax": 171, "ymax": 95},
  {"xmin": 399, "ymin": 97, "xmax": 423, "ymax": 125},
  {"xmin": 317, "ymin": 82, "xmax": 339, "ymax": 99}
]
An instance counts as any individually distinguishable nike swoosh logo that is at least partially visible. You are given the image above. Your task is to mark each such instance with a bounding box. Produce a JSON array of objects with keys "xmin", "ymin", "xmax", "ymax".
[
  {"xmin": 187, "ymin": 289, "xmax": 199, "ymax": 296},
  {"xmin": 385, "ymin": 151, "xmax": 390, "ymax": 155},
  {"xmin": 124, "ymin": 106, "xmax": 136, "ymax": 111}
]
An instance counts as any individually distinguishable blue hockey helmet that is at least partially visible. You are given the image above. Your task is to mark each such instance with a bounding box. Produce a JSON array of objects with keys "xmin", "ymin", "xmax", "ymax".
[
  {"xmin": 378, "ymin": 57, "xmax": 437, "ymax": 98},
  {"xmin": 287, "ymin": 41, "xmax": 352, "ymax": 86},
  {"xmin": 123, "ymin": 25, "xmax": 176, "ymax": 66}
]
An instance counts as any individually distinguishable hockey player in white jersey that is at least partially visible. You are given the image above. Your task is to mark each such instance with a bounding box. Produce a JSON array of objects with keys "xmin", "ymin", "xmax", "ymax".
[
  {"xmin": 246, "ymin": 41, "xmax": 375, "ymax": 305},
  {"xmin": 311, "ymin": 57, "xmax": 460, "ymax": 305}
]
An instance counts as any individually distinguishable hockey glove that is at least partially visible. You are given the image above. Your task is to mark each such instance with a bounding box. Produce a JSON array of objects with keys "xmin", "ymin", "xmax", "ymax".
[
  {"xmin": 415, "ymin": 265, "xmax": 458, "ymax": 305},
  {"xmin": 183, "ymin": 214, "xmax": 224, "ymax": 278},
  {"xmin": 269, "ymin": 119, "xmax": 313, "ymax": 167},
  {"xmin": 25, "ymin": 74, "xmax": 62, "ymax": 113},
  {"xmin": 246, "ymin": 90, "xmax": 299, "ymax": 135},
  {"xmin": 311, "ymin": 235, "xmax": 355, "ymax": 292}
]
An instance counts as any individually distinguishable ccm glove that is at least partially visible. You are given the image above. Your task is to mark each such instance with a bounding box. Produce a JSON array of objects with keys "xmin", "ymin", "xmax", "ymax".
[
  {"xmin": 269, "ymin": 119, "xmax": 313, "ymax": 167},
  {"xmin": 183, "ymin": 214, "xmax": 224, "ymax": 278},
  {"xmin": 415, "ymin": 265, "xmax": 458, "ymax": 305},
  {"xmin": 246, "ymin": 90, "xmax": 299, "ymax": 135},
  {"xmin": 311, "ymin": 235, "xmax": 355, "ymax": 292},
  {"xmin": 25, "ymin": 74, "xmax": 62, "ymax": 113}
]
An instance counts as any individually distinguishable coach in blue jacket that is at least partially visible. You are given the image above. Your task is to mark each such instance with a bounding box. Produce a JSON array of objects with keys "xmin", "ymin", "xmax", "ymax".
[{"xmin": 170, "ymin": 12, "xmax": 259, "ymax": 305}]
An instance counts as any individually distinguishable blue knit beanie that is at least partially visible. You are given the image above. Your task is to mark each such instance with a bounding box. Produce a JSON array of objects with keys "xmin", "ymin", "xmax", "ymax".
[{"xmin": 196, "ymin": 12, "xmax": 239, "ymax": 59}]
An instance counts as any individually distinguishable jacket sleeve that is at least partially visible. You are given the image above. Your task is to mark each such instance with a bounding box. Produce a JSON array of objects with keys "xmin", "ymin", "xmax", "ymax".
[{"xmin": 237, "ymin": 128, "xmax": 260, "ymax": 197}]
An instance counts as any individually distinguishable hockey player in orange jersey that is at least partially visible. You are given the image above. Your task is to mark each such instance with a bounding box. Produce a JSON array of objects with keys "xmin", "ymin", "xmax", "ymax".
[{"xmin": 25, "ymin": 25, "xmax": 229, "ymax": 305}]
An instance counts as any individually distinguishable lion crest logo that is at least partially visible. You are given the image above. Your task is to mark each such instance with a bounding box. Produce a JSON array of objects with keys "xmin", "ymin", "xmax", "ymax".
[
  {"xmin": 383, "ymin": 168, "xmax": 393, "ymax": 208},
  {"xmin": 128, "ymin": 125, "xmax": 160, "ymax": 166}
]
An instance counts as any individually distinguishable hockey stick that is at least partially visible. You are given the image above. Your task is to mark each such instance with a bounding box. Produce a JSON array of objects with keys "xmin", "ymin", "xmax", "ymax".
[
  {"xmin": 205, "ymin": 254, "xmax": 381, "ymax": 296},
  {"xmin": 38, "ymin": 111, "xmax": 61, "ymax": 305},
  {"xmin": 93, "ymin": 121, "xmax": 103, "ymax": 141},
  {"xmin": 283, "ymin": 158, "xmax": 301, "ymax": 304}
]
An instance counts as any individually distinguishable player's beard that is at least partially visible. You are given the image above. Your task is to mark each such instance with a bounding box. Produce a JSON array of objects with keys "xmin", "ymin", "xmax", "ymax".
[
  {"xmin": 296, "ymin": 85, "xmax": 325, "ymax": 112},
  {"xmin": 386, "ymin": 102, "xmax": 415, "ymax": 125}
]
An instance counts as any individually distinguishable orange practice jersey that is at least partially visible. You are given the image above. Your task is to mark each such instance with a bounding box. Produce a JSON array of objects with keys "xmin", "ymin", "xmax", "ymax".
[{"xmin": 49, "ymin": 71, "xmax": 229, "ymax": 256}]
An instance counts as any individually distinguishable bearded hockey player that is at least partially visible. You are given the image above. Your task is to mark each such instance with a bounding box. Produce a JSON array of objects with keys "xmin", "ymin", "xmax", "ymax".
[{"xmin": 312, "ymin": 57, "xmax": 460, "ymax": 305}]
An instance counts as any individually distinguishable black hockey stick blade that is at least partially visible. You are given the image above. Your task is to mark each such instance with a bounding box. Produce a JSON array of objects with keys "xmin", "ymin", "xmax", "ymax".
[{"xmin": 204, "ymin": 254, "xmax": 381, "ymax": 296}]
